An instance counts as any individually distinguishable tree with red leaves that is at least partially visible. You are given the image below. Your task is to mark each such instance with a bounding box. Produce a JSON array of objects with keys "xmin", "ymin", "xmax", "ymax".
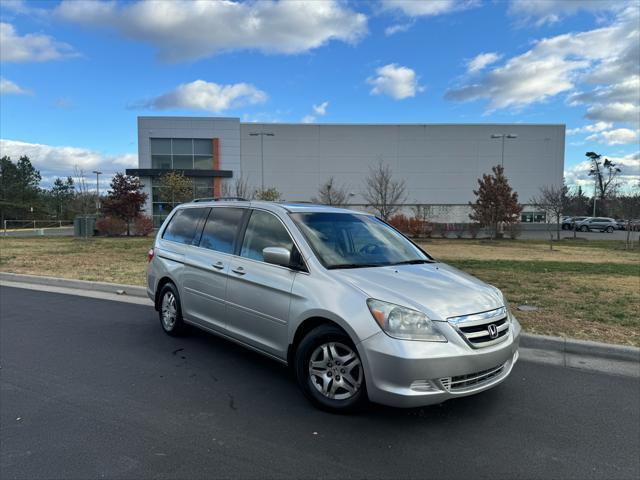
[
  {"xmin": 469, "ymin": 165, "xmax": 522, "ymax": 239},
  {"xmin": 101, "ymin": 173, "xmax": 148, "ymax": 236}
]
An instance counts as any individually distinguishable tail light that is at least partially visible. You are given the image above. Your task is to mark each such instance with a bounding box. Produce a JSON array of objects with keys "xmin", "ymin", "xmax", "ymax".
[{"xmin": 147, "ymin": 248, "xmax": 155, "ymax": 263}]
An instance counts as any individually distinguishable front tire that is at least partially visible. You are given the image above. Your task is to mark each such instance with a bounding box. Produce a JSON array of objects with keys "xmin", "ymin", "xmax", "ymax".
[
  {"xmin": 606, "ymin": 226, "xmax": 614, "ymax": 233},
  {"xmin": 580, "ymin": 225, "xmax": 589, "ymax": 232},
  {"xmin": 294, "ymin": 325, "xmax": 366, "ymax": 413},
  {"xmin": 158, "ymin": 283, "xmax": 187, "ymax": 336}
]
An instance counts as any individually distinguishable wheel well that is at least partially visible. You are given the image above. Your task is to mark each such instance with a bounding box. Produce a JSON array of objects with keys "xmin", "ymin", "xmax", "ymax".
[
  {"xmin": 287, "ymin": 317, "xmax": 347, "ymax": 366},
  {"xmin": 154, "ymin": 277, "xmax": 175, "ymax": 311}
]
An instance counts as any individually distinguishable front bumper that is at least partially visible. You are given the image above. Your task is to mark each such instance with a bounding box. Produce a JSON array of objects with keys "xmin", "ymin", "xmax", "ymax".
[{"xmin": 358, "ymin": 318, "xmax": 521, "ymax": 408}]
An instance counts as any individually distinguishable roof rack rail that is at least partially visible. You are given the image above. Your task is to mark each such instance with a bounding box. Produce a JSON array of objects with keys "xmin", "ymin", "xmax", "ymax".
[{"xmin": 192, "ymin": 197, "xmax": 248, "ymax": 202}]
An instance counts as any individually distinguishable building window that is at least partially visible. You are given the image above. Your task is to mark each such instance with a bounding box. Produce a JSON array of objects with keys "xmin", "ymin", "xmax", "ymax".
[
  {"xmin": 149, "ymin": 138, "xmax": 214, "ymax": 170},
  {"xmin": 150, "ymin": 174, "xmax": 215, "ymax": 227},
  {"xmin": 521, "ymin": 212, "xmax": 546, "ymax": 223}
]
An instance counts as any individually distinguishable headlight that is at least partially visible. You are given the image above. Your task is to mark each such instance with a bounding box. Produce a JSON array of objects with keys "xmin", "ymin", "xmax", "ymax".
[{"xmin": 367, "ymin": 299, "xmax": 447, "ymax": 342}]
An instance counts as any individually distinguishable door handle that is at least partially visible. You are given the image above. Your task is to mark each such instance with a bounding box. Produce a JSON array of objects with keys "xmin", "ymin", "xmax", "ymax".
[
  {"xmin": 212, "ymin": 262, "xmax": 224, "ymax": 270},
  {"xmin": 231, "ymin": 266, "xmax": 246, "ymax": 275}
]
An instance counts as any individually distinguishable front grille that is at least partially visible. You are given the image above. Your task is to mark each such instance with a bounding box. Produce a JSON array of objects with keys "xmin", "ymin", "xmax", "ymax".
[
  {"xmin": 448, "ymin": 307, "xmax": 510, "ymax": 348},
  {"xmin": 441, "ymin": 363, "xmax": 506, "ymax": 392}
]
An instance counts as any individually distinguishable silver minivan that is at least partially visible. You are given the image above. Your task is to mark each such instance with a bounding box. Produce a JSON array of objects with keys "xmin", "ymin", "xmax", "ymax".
[{"xmin": 147, "ymin": 200, "xmax": 520, "ymax": 412}]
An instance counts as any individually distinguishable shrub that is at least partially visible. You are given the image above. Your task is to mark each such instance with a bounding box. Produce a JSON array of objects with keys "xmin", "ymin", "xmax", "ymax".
[
  {"xmin": 388, "ymin": 214, "xmax": 410, "ymax": 234},
  {"xmin": 407, "ymin": 217, "xmax": 429, "ymax": 238},
  {"xmin": 96, "ymin": 216, "xmax": 127, "ymax": 236},
  {"xmin": 133, "ymin": 215, "xmax": 154, "ymax": 236}
]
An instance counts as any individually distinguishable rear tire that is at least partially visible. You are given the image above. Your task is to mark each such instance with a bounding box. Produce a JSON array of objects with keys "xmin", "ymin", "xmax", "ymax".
[
  {"xmin": 294, "ymin": 324, "xmax": 367, "ymax": 413},
  {"xmin": 158, "ymin": 283, "xmax": 187, "ymax": 336}
]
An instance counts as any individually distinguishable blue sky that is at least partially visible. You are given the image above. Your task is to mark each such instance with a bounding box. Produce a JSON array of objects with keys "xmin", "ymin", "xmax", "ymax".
[{"xmin": 1, "ymin": 0, "xmax": 638, "ymax": 192}]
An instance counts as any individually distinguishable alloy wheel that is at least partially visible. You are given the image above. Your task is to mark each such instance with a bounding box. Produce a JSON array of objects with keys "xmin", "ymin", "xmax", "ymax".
[{"xmin": 161, "ymin": 292, "xmax": 177, "ymax": 330}]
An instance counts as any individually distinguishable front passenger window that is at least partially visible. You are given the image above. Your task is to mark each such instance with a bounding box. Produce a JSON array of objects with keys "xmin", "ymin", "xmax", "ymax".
[{"xmin": 240, "ymin": 210, "xmax": 294, "ymax": 262}]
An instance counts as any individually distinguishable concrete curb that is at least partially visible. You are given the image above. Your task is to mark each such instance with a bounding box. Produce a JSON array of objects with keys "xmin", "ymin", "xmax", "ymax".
[
  {"xmin": 520, "ymin": 333, "xmax": 639, "ymax": 363},
  {"xmin": 2, "ymin": 271, "xmax": 639, "ymax": 364},
  {"xmin": 0, "ymin": 272, "xmax": 148, "ymax": 299}
]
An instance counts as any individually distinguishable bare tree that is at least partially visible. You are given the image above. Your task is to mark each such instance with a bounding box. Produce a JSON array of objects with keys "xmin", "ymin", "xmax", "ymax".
[
  {"xmin": 587, "ymin": 151, "xmax": 622, "ymax": 203},
  {"xmin": 312, "ymin": 177, "xmax": 349, "ymax": 206},
  {"xmin": 221, "ymin": 175, "xmax": 253, "ymax": 199},
  {"xmin": 254, "ymin": 187, "xmax": 282, "ymax": 201},
  {"xmin": 158, "ymin": 171, "xmax": 193, "ymax": 205},
  {"xmin": 72, "ymin": 166, "xmax": 96, "ymax": 239},
  {"xmin": 362, "ymin": 161, "xmax": 407, "ymax": 220},
  {"xmin": 531, "ymin": 184, "xmax": 567, "ymax": 240},
  {"xmin": 410, "ymin": 204, "xmax": 433, "ymax": 237}
]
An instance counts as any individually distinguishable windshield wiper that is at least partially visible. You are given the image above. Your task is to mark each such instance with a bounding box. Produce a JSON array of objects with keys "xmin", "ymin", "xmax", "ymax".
[
  {"xmin": 392, "ymin": 259, "xmax": 435, "ymax": 265},
  {"xmin": 327, "ymin": 263, "xmax": 387, "ymax": 270}
]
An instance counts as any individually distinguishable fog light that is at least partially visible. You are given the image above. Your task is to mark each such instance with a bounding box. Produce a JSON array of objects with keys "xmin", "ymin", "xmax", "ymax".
[{"xmin": 409, "ymin": 380, "xmax": 442, "ymax": 393}]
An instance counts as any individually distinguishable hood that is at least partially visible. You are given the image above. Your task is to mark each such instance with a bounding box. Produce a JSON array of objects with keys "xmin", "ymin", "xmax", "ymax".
[{"xmin": 332, "ymin": 262, "xmax": 503, "ymax": 320}]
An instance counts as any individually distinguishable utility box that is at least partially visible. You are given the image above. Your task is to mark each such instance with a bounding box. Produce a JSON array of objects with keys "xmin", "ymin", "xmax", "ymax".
[{"xmin": 74, "ymin": 215, "xmax": 97, "ymax": 237}]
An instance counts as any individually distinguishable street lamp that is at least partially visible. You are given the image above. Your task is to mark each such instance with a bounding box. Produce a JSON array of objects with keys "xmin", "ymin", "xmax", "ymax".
[
  {"xmin": 92, "ymin": 170, "xmax": 102, "ymax": 213},
  {"xmin": 490, "ymin": 133, "xmax": 518, "ymax": 167},
  {"xmin": 249, "ymin": 131, "xmax": 274, "ymax": 191}
]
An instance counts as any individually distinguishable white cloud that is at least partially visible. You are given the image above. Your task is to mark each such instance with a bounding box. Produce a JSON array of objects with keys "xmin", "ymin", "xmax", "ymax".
[
  {"xmin": 446, "ymin": 7, "xmax": 639, "ymax": 120},
  {"xmin": 368, "ymin": 63, "xmax": 423, "ymax": 100},
  {"xmin": 312, "ymin": 101, "xmax": 329, "ymax": 116},
  {"xmin": 381, "ymin": 0, "xmax": 478, "ymax": 17},
  {"xmin": 135, "ymin": 80, "xmax": 267, "ymax": 113},
  {"xmin": 508, "ymin": 0, "xmax": 625, "ymax": 26},
  {"xmin": 0, "ymin": 22, "xmax": 78, "ymax": 63},
  {"xmin": 585, "ymin": 102, "xmax": 640, "ymax": 125},
  {"xmin": 0, "ymin": 0, "xmax": 49, "ymax": 18},
  {"xmin": 384, "ymin": 23, "xmax": 413, "ymax": 36},
  {"xmin": 301, "ymin": 100, "xmax": 330, "ymax": 123},
  {"xmin": 466, "ymin": 52, "xmax": 501, "ymax": 74},
  {"xmin": 565, "ymin": 151, "xmax": 639, "ymax": 192},
  {"xmin": 566, "ymin": 122, "xmax": 613, "ymax": 135},
  {"xmin": 56, "ymin": 0, "xmax": 367, "ymax": 62},
  {"xmin": 0, "ymin": 77, "xmax": 30, "ymax": 95},
  {"xmin": 586, "ymin": 128, "xmax": 639, "ymax": 145},
  {"xmin": 569, "ymin": 76, "xmax": 640, "ymax": 125},
  {"xmin": 0, "ymin": 139, "xmax": 137, "ymax": 188}
]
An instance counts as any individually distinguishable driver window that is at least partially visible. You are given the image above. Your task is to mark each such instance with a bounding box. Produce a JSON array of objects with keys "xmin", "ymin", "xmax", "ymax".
[{"xmin": 240, "ymin": 210, "xmax": 294, "ymax": 262}]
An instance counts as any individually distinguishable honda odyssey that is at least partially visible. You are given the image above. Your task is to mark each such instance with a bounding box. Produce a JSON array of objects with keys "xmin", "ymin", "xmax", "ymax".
[{"xmin": 147, "ymin": 200, "xmax": 520, "ymax": 412}]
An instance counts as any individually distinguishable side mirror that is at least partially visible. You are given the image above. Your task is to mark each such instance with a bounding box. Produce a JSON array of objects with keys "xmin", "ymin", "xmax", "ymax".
[{"xmin": 263, "ymin": 247, "xmax": 291, "ymax": 268}]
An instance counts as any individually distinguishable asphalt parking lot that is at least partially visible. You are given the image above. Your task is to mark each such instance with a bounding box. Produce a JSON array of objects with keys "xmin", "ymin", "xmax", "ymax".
[{"xmin": 1, "ymin": 286, "xmax": 639, "ymax": 479}]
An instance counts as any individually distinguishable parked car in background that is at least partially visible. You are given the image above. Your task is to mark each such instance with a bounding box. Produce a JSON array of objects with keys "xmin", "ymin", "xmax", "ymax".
[
  {"xmin": 562, "ymin": 216, "xmax": 590, "ymax": 230},
  {"xmin": 615, "ymin": 219, "xmax": 628, "ymax": 230},
  {"xmin": 575, "ymin": 217, "xmax": 617, "ymax": 233},
  {"xmin": 147, "ymin": 200, "xmax": 520, "ymax": 412}
]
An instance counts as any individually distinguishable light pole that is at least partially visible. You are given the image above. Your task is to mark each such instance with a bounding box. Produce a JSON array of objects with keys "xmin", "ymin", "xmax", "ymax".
[
  {"xmin": 490, "ymin": 133, "xmax": 518, "ymax": 167},
  {"xmin": 92, "ymin": 170, "xmax": 102, "ymax": 213},
  {"xmin": 249, "ymin": 131, "xmax": 274, "ymax": 191}
]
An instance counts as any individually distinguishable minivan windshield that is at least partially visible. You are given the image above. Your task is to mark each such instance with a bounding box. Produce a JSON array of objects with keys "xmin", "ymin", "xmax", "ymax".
[{"xmin": 290, "ymin": 212, "xmax": 432, "ymax": 269}]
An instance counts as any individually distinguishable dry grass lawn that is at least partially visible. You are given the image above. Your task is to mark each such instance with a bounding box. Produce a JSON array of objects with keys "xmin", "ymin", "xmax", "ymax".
[
  {"xmin": 1, "ymin": 236, "xmax": 639, "ymax": 346},
  {"xmin": 0, "ymin": 237, "xmax": 153, "ymax": 286}
]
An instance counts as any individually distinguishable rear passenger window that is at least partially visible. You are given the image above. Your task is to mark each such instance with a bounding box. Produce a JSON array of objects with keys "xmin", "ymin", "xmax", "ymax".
[
  {"xmin": 240, "ymin": 210, "xmax": 293, "ymax": 262},
  {"xmin": 199, "ymin": 208, "xmax": 244, "ymax": 254},
  {"xmin": 163, "ymin": 208, "xmax": 207, "ymax": 245}
]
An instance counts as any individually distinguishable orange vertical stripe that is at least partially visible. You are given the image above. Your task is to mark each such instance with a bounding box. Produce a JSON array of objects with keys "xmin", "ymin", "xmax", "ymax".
[{"xmin": 212, "ymin": 138, "xmax": 221, "ymax": 198}]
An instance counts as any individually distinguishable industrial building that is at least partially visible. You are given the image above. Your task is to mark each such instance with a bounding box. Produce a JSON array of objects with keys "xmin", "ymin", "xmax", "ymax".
[{"xmin": 127, "ymin": 117, "xmax": 565, "ymax": 226}]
